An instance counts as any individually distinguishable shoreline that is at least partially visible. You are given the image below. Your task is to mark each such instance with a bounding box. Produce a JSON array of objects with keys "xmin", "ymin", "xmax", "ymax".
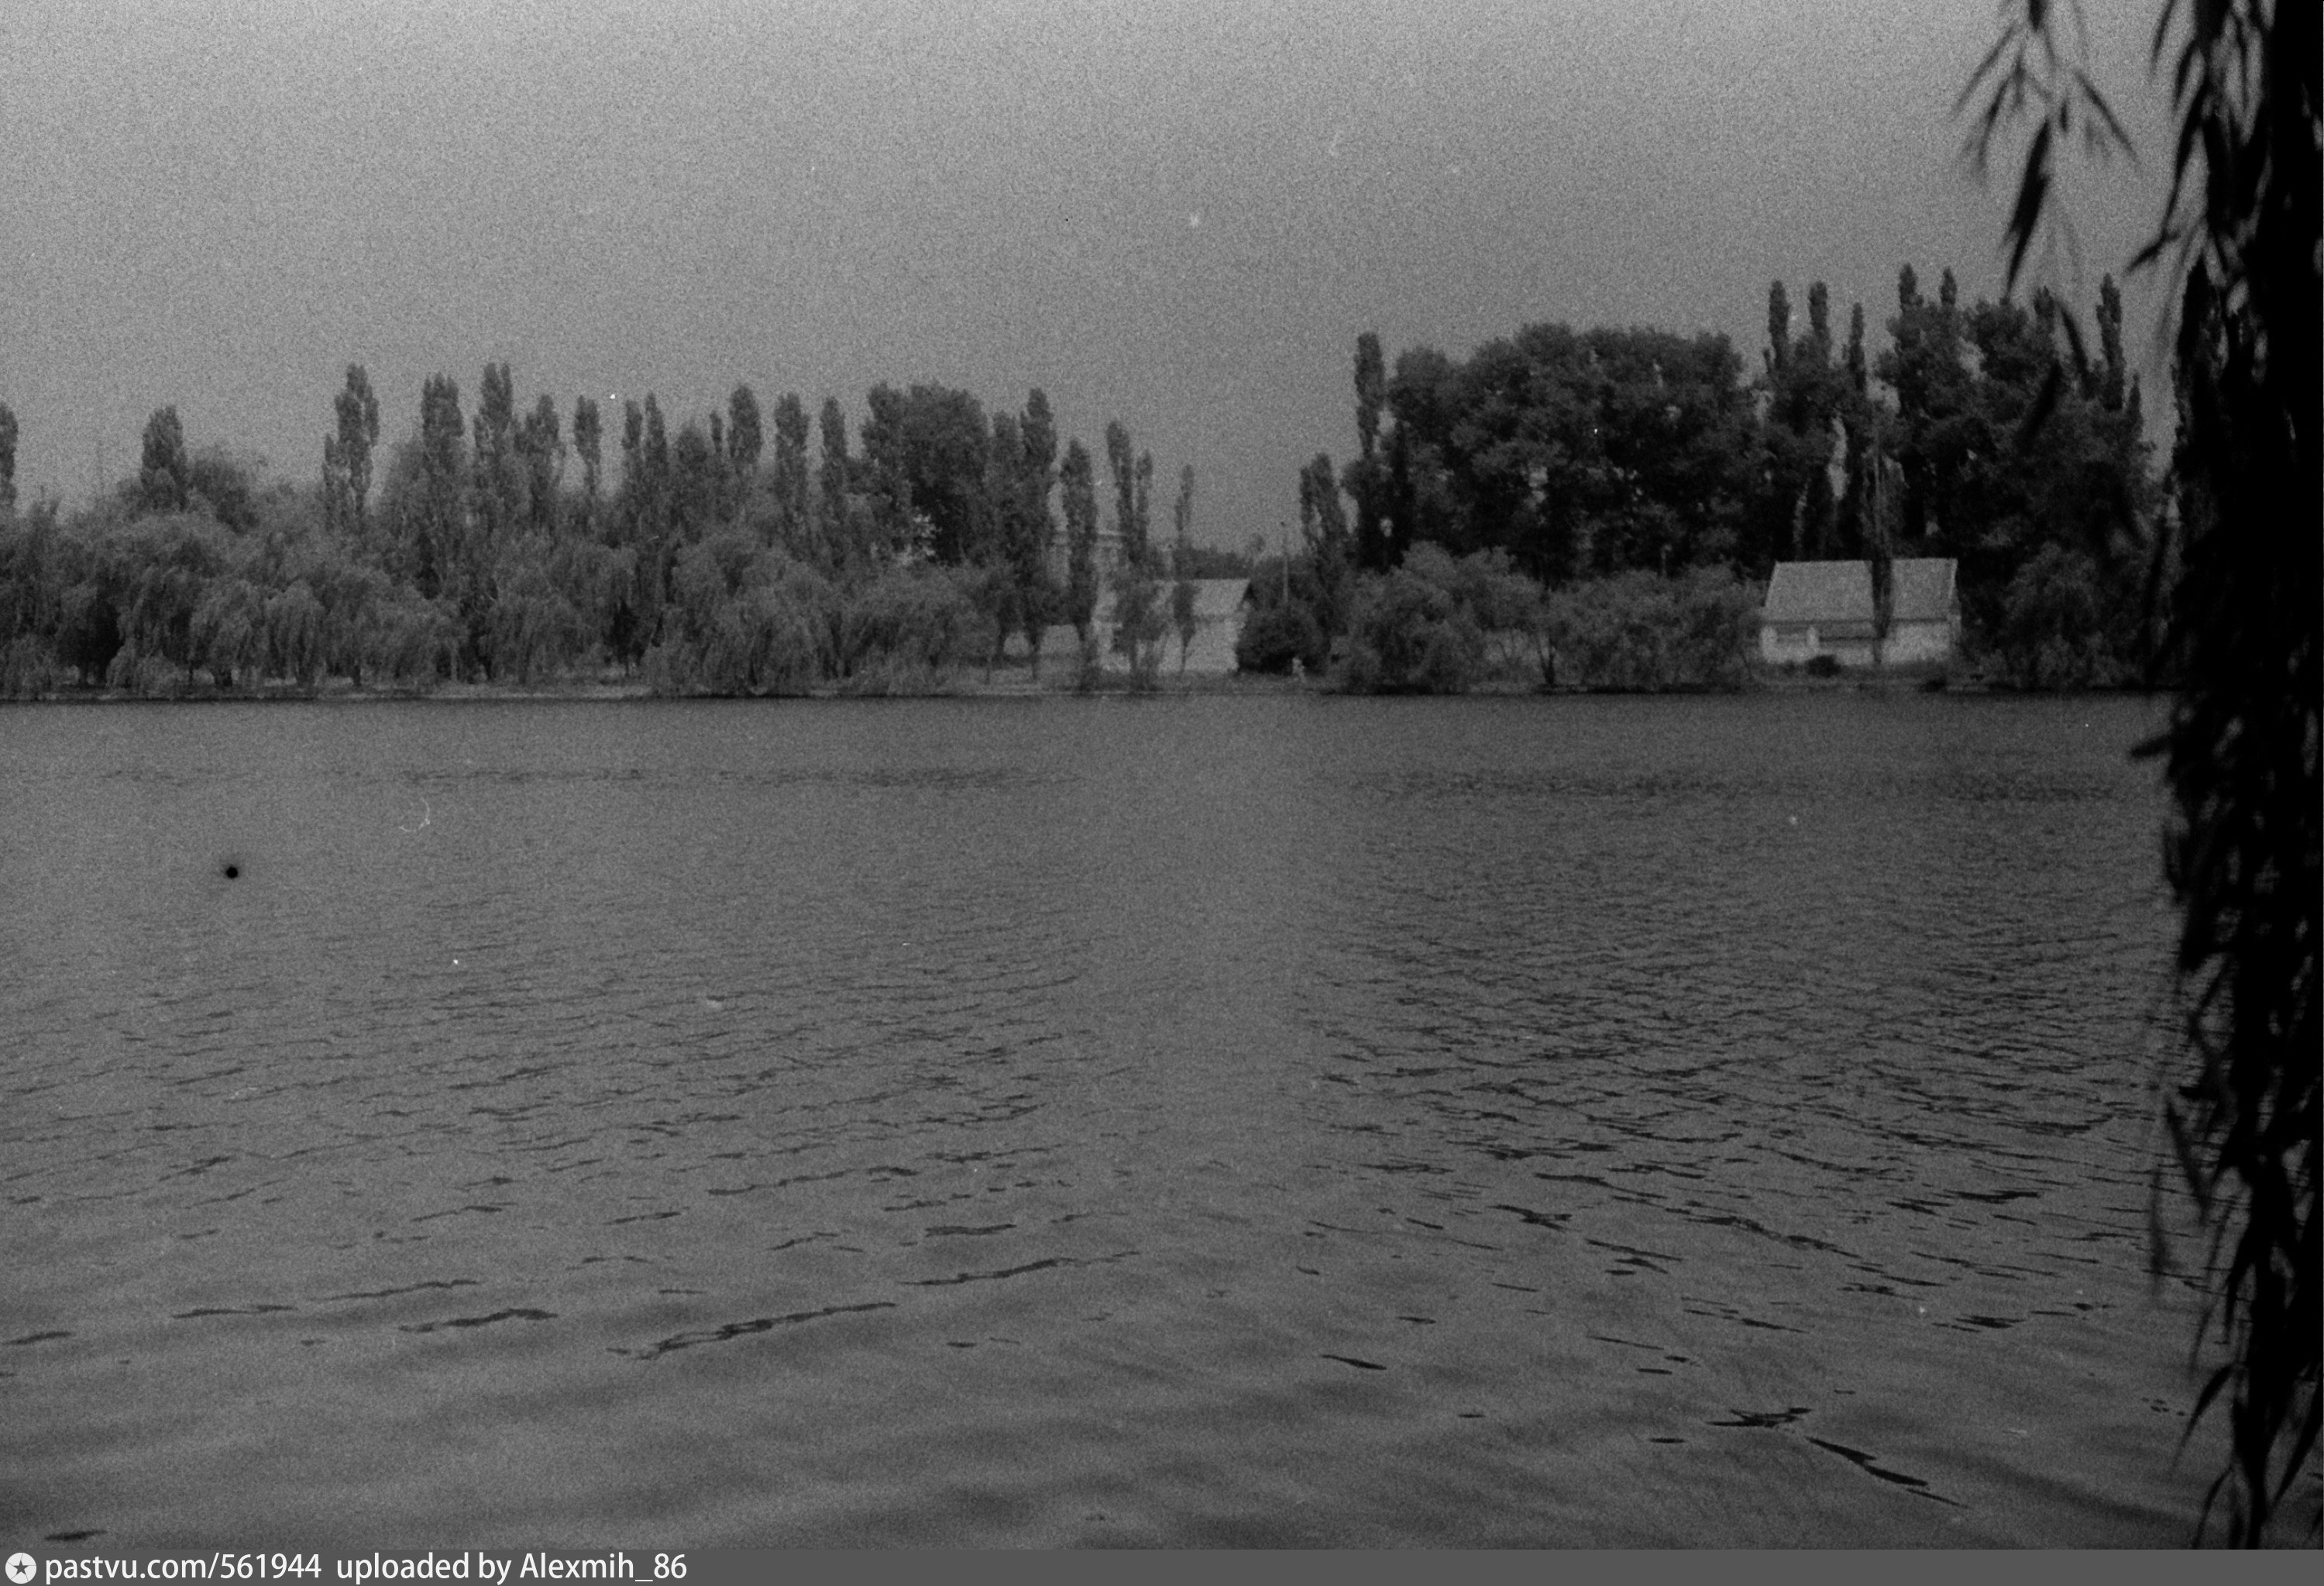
[{"xmin": 0, "ymin": 668, "xmax": 2164, "ymax": 704}]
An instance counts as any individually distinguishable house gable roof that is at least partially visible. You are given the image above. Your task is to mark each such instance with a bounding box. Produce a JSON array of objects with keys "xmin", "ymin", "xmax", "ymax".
[{"xmin": 1762, "ymin": 559, "xmax": 1956, "ymax": 626}]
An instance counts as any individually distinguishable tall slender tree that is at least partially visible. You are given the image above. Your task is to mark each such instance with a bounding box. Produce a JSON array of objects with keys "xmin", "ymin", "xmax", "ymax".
[
  {"xmin": 1300, "ymin": 451, "xmax": 1350, "ymax": 637},
  {"xmin": 1104, "ymin": 421, "xmax": 1136, "ymax": 568},
  {"xmin": 1060, "ymin": 439, "xmax": 1099, "ymax": 656},
  {"xmin": 572, "ymin": 395, "xmax": 603, "ymax": 535},
  {"xmin": 334, "ymin": 366, "xmax": 380, "ymax": 538},
  {"xmin": 1015, "ymin": 390, "xmax": 1059, "ymax": 669},
  {"xmin": 462, "ymin": 363, "xmax": 525, "ymax": 672},
  {"xmin": 727, "ymin": 384, "xmax": 762, "ymax": 506},
  {"xmin": 0, "ymin": 401, "xmax": 17, "ymax": 514},
  {"xmin": 767, "ymin": 393, "xmax": 810, "ymax": 552},
  {"xmin": 706, "ymin": 411, "xmax": 731, "ymax": 522},
  {"xmin": 816, "ymin": 397, "xmax": 851, "ymax": 569},
  {"xmin": 1805, "ymin": 280, "xmax": 1833, "ymax": 362},
  {"xmin": 470, "ymin": 363, "xmax": 524, "ymax": 563},
  {"xmin": 1133, "ymin": 451, "xmax": 1153, "ymax": 562},
  {"xmin": 518, "ymin": 394, "xmax": 562, "ymax": 535},
  {"xmin": 619, "ymin": 399, "xmax": 645, "ymax": 543},
  {"xmin": 979, "ymin": 409, "xmax": 1027, "ymax": 676},
  {"xmin": 672, "ymin": 421, "xmax": 718, "ymax": 542},
  {"xmin": 1103, "ymin": 425, "xmax": 1161, "ymax": 683},
  {"xmin": 139, "ymin": 407, "xmax": 191, "ymax": 514},
  {"xmin": 1353, "ymin": 331, "xmax": 1389, "ymax": 569},
  {"xmin": 1760, "ymin": 280, "xmax": 1846, "ymax": 564},
  {"xmin": 1834, "ymin": 302, "xmax": 1875, "ymax": 556},
  {"xmin": 639, "ymin": 395, "xmax": 673, "ymax": 616},
  {"xmin": 1171, "ymin": 464, "xmax": 1198, "ymax": 672},
  {"xmin": 414, "ymin": 375, "xmax": 466, "ymax": 602}
]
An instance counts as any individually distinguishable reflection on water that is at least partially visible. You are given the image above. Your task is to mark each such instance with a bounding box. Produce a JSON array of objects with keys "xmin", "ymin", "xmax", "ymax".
[{"xmin": 0, "ymin": 693, "xmax": 2219, "ymax": 1546}]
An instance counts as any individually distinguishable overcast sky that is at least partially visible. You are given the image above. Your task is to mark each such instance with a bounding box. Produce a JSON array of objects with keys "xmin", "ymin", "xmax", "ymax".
[{"xmin": 1, "ymin": 0, "xmax": 2175, "ymax": 543}]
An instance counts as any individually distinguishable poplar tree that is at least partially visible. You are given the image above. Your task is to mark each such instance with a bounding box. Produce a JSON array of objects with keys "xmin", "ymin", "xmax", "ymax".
[
  {"xmin": 519, "ymin": 394, "xmax": 562, "ymax": 535},
  {"xmin": 1806, "ymin": 281, "xmax": 1833, "ymax": 363},
  {"xmin": 1020, "ymin": 388, "xmax": 1057, "ymax": 487},
  {"xmin": 572, "ymin": 396, "xmax": 603, "ymax": 535},
  {"xmin": 1016, "ymin": 390, "xmax": 1059, "ymax": 666},
  {"xmin": 415, "ymin": 375, "xmax": 465, "ymax": 602},
  {"xmin": 1103, "ymin": 424, "xmax": 1160, "ymax": 683},
  {"xmin": 671, "ymin": 421, "xmax": 718, "ymax": 542},
  {"xmin": 1104, "ymin": 420, "xmax": 1136, "ymax": 566},
  {"xmin": 1133, "ymin": 451, "xmax": 1153, "ymax": 563},
  {"xmin": 984, "ymin": 409, "xmax": 1026, "ymax": 674},
  {"xmin": 1353, "ymin": 331, "xmax": 1388, "ymax": 569},
  {"xmin": 463, "ymin": 363, "xmax": 524, "ymax": 673},
  {"xmin": 727, "ymin": 384, "xmax": 763, "ymax": 501},
  {"xmin": 1763, "ymin": 280, "xmax": 1843, "ymax": 562},
  {"xmin": 1019, "ymin": 392, "xmax": 1058, "ymax": 535},
  {"xmin": 1835, "ymin": 302, "xmax": 1874, "ymax": 556},
  {"xmin": 640, "ymin": 395, "xmax": 673, "ymax": 613},
  {"xmin": 1306, "ymin": 452, "xmax": 1353, "ymax": 638},
  {"xmin": 619, "ymin": 399, "xmax": 645, "ymax": 547},
  {"xmin": 470, "ymin": 363, "xmax": 524, "ymax": 564},
  {"xmin": 817, "ymin": 397, "xmax": 851, "ymax": 568},
  {"xmin": 1171, "ymin": 465, "xmax": 1198, "ymax": 672},
  {"xmin": 770, "ymin": 394, "xmax": 811, "ymax": 552},
  {"xmin": 643, "ymin": 397, "xmax": 670, "ymax": 501},
  {"xmin": 334, "ymin": 366, "xmax": 380, "ymax": 538},
  {"xmin": 139, "ymin": 406, "xmax": 191, "ymax": 514},
  {"xmin": 1060, "ymin": 439, "xmax": 1099, "ymax": 655},
  {"xmin": 706, "ymin": 411, "xmax": 730, "ymax": 522}
]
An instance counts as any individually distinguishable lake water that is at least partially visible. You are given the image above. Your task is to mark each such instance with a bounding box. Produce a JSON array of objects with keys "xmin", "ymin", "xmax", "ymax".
[{"xmin": 0, "ymin": 691, "xmax": 2231, "ymax": 1546}]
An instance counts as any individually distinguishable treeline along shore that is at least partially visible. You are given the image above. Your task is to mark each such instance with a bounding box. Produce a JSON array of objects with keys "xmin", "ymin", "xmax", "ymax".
[{"xmin": 0, "ymin": 263, "xmax": 2162, "ymax": 700}]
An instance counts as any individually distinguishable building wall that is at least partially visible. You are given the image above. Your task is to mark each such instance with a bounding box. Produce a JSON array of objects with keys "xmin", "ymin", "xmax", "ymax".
[
  {"xmin": 1760, "ymin": 624, "xmax": 1813, "ymax": 665},
  {"xmin": 1882, "ymin": 619, "xmax": 1954, "ymax": 666},
  {"xmin": 1759, "ymin": 619, "xmax": 1954, "ymax": 668}
]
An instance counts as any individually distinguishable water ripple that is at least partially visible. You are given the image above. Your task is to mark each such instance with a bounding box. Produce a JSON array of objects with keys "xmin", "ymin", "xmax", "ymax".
[{"xmin": 0, "ymin": 693, "xmax": 2234, "ymax": 1546}]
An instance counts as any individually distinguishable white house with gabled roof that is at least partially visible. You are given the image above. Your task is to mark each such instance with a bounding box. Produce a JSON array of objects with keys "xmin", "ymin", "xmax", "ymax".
[{"xmin": 1759, "ymin": 558, "xmax": 1960, "ymax": 667}]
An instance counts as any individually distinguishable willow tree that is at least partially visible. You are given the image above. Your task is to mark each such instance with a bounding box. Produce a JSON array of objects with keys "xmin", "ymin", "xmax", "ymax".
[{"xmin": 1967, "ymin": 0, "xmax": 2319, "ymax": 1543}]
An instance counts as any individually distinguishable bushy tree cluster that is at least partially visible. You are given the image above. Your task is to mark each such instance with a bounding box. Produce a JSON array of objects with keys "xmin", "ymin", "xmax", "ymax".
[
  {"xmin": 1275, "ymin": 277, "xmax": 2159, "ymax": 690},
  {"xmin": 1323, "ymin": 544, "xmax": 1758, "ymax": 695},
  {"xmin": 0, "ymin": 368, "xmax": 1166, "ymax": 698}
]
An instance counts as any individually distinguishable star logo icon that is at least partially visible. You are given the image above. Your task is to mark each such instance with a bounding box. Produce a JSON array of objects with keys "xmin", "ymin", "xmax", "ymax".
[{"xmin": 7, "ymin": 1553, "xmax": 37, "ymax": 1585}]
